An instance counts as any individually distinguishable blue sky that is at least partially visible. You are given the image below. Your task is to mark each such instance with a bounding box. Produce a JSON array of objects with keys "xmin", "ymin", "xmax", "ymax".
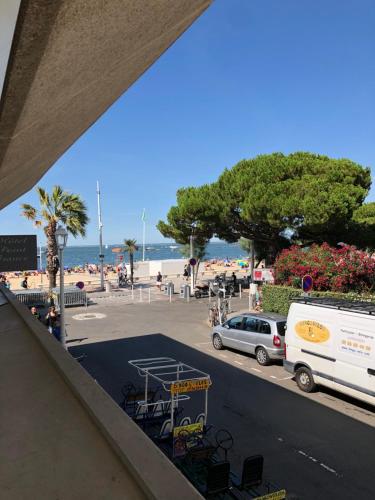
[{"xmin": 1, "ymin": 0, "xmax": 375, "ymax": 245}]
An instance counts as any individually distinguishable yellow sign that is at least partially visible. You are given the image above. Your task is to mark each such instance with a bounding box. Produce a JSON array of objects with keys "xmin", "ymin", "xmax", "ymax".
[
  {"xmin": 295, "ymin": 320, "xmax": 330, "ymax": 343},
  {"xmin": 171, "ymin": 379, "xmax": 210, "ymax": 394},
  {"xmin": 173, "ymin": 422, "xmax": 203, "ymax": 457},
  {"xmin": 255, "ymin": 489, "xmax": 287, "ymax": 500},
  {"xmin": 173, "ymin": 422, "xmax": 203, "ymax": 439}
]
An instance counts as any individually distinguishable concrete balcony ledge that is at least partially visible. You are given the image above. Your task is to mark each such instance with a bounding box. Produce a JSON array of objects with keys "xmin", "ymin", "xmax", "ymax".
[{"xmin": 0, "ymin": 286, "xmax": 202, "ymax": 499}]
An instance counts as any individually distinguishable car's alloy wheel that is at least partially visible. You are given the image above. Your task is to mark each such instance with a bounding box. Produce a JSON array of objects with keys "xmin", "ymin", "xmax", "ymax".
[
  {"xmin": 256, "ymin": 347, "xmax": 270, "ymax": 366},
  {"xmin": 213, "ymin": 333, "xmax": 223, "ymax": 350}
]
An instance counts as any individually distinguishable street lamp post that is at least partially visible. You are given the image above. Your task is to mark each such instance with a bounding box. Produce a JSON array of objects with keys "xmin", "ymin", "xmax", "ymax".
[
  {"xmin": 190, "ymin": 222, "xmax": 197, "ymax": 291},
  {"xmin": 55, "ymin": 225, "xmax": 68, "ymax": 349}
]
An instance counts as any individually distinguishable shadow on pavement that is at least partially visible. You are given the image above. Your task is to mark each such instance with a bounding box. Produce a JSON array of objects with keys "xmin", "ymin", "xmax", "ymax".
[{"xmin": 69, "ymin": 334, "xmax": 375, "ymax": 500}]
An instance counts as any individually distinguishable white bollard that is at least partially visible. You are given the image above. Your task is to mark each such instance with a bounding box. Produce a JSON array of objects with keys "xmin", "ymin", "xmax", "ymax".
[
  {"xmin": 131, "ymin": 285, "xmax": 134, "ymax": 301},
  {"xmin": 169, "ymin": 287, "xmax": 172, "ymax": 303},
  {"xmin": 239, "ymin": 284, "xmax": 242, "ymax": 299},
  {"xmin": 249, "ymin": 283, "xmax": 258, "ymax": 311},
  {"xmin": 148, "ymin": 288, "xmax": 151, "ymax": 304}
]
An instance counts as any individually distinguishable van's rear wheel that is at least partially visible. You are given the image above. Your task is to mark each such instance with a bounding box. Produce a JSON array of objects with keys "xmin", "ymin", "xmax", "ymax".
[{"xmin": 296, "ymin": 367, "xmax": 316, "ymax": 392}]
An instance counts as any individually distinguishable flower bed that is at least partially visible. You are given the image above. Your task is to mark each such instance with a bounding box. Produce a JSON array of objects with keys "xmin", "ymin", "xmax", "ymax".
[{"xmin": 274, "ymin": 243, "xmax": 375, "ymax": 293}]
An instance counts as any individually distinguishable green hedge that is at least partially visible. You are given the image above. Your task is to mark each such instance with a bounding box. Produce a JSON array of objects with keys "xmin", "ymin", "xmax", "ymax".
[{"xmin": 262, "ymin": 284, "xmax": 375, "ymax": 316}]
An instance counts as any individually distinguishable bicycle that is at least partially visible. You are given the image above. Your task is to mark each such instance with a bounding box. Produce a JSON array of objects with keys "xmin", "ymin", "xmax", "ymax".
[
  {"xmin": 208, "ymin": 303, "xmax": 220, "ymax": 327},
  {"xmin": 208, "ymin": 301, "xmax": 228, "ymax": 326}
]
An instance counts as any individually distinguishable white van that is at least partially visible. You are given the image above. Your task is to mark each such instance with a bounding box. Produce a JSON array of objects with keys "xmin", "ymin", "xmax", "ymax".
[{"xmin": 284, "ymin": 298, "xmax": 375, "ymax": 406}]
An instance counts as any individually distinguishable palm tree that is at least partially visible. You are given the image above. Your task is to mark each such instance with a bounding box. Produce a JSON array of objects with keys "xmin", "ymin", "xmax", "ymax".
[
  {"xmin": 21, "ymin": 186, "xmax": 89, "ymax": 290},
  {"xmin": 123, "ymin": 239, "xmax": 138, "ymax": 284}
]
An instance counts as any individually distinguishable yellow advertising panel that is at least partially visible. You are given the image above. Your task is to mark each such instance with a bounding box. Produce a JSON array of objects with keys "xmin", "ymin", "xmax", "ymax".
[
  {"xmin": 173, "ymin": 422, "xmax": 203, "ymax": 438},
  {"xmin": 295, "ymin": 320, "xmax": 330, "ymax": 343},
  {"xmin": 254, "ymin": 489, "xmax": 287, "ymax": 500},
  {"xmin": 171, "ymin": 379, "xmax": 210, "ymax": 394},
  {"xmin": 173, "ymin": 422, "xmax": 203, "ymax": 457}
]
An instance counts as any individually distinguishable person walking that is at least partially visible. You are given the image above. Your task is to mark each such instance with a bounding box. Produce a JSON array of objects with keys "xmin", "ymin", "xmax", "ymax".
[
  {"xmin": 156, "ymin": 271, "xmax": 162, "ymax": 291},
  {"xmin": 45, "ymin": 306, "xmax": 61, "ymax": 340},
  {"xmin": 20, "ymin": 276, "xmax": 28, "ymax": 289}
]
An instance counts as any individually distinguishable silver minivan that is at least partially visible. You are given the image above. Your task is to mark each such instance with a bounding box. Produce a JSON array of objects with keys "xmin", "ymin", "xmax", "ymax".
[{"xmin": 211, "ymin": 313, "xmax": 287, "ymax": 365}]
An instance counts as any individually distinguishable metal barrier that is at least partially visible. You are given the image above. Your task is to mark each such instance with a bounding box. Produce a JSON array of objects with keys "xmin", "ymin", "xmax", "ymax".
[
  {"xmin": 53, "ymin": 287, "xmax": 88, "ymax": 309},
  {"xmin": 14, "ymin": 289, "xmax": 49, "ymax": 307}
]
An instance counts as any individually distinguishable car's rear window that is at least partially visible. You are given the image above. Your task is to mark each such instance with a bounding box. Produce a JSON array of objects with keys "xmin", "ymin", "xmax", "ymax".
[{"xmin": 277, "ymin": 322, "xmax": 286, "ymax": 336}]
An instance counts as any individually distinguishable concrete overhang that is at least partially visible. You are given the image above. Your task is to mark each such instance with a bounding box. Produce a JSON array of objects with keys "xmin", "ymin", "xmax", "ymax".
[{"xmin": 0, "ymin": 0, "xmax": 212, "ymax": 209}]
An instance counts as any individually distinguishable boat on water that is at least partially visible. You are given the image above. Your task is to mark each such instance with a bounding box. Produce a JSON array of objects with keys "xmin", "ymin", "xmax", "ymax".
[
  {"xmin": 169, "ymin": 245, "xmax": 179, "ymax": 250},
  {"xmin": 146, "ymin": 247, "xmax": 155, "ymax": 251}
]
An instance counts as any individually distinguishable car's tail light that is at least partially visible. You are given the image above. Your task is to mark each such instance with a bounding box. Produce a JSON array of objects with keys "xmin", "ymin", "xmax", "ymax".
[{"xmin": 273, "ymin": 335, "xmax": 281, "ymax": 347}]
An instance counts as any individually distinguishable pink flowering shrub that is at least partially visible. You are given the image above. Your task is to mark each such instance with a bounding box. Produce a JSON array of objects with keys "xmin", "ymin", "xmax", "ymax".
[{"xmin": 274, "ymin": 243, "xmax": 375, "ymax": 293}]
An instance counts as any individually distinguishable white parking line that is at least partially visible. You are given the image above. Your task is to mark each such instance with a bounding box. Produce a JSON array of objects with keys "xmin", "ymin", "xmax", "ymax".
[
  {"xmin": 269, "ymin": 375, "xmax": 293, "ymax": 381},
  {"xmin": 219, "ymin": 354, "xmax": 228, "ymax": 359},
  {"xmin": 298, "ymin": 450, "xmax": 340, "ymax": 476},
  {"xmin": 320, "ymin": 463, "xmax": 339, "ymax": 475},
  {"xmin": 234, "ymin": 360, "xmax": 243, "ymax": 366},
  {"xmin": 251, "ymin": 367, "xmax": 262, "ymax": 373}
]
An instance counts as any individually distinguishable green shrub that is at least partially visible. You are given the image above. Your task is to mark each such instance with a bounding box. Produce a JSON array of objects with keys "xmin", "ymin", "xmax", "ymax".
[{"xmin": 262, "ymin": 284, "xmax": 375, "ymax": 316}]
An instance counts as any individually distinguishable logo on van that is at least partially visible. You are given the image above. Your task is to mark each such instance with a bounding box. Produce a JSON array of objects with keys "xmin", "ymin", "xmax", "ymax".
[{"xmin": 295, "ymin": 320, "xmax": 330, "ymax": 343}]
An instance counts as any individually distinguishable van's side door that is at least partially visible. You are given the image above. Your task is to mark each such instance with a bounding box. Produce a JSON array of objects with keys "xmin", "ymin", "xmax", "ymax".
[
  {"xmin": 235, "ymin": 316, "xmax": 259, "ymax": 354},
  {"xmin": 334, "ymin": 314, "xmax": 375, "ymax": 402}
]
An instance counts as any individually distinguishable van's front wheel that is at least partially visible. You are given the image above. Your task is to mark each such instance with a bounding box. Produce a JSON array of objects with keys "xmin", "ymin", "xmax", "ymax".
[{"xmin": 296, "ymin": 367, "xmax": 316, "ymax": 392}]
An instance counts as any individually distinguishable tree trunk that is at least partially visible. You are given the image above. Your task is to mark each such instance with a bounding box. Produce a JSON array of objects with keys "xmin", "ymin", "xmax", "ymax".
[
  {"xmin": 45, "ymin": 221, "xmax": 59, "ymax": 290},
  {"xmin": 130, "ymin": 253, "xmax": 134, "ymax": 284}
]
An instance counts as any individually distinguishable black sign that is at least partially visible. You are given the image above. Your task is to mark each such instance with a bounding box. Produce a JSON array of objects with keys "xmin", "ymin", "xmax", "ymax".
[{"xmin": 0, "ymin": 235, "xmax": 38, "ymax": 272}]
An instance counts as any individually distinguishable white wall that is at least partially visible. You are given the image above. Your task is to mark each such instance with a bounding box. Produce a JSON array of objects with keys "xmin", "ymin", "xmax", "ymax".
[
  {"xmin": 148, "ymin": 259, "xmax": 186, "ymax": 277},
  {"xmin": 131, "ymin": 262, "xmax": 150, "ymax": 278},
  {"xmin": 0, "ymin": 0, "xmax": 21, "ymax": 98}
]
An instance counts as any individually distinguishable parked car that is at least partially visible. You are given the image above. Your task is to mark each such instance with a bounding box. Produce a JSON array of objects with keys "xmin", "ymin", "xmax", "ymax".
[
  {"xmin": 211, "ymin": 312, "xmax": 287, "ymax": 365},
  {"xmin": 284, "ymin": 297, "xmax": 375, "ymax": 406}
]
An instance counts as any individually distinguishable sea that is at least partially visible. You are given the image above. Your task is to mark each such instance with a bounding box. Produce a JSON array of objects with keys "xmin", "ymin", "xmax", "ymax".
[{"xmin": 40, "ymin": 242, "xmax": 246, "ymax": 269}]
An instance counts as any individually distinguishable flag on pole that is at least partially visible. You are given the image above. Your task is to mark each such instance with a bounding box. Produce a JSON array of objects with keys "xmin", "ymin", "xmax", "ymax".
[{"xmin": 141, "ymin": 208, "xmax": 146, "ymax": 222}]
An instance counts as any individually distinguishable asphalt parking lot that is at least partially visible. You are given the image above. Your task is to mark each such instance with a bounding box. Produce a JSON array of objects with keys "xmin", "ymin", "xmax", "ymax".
[{"xmin": 66, "ymin": 295, "xmax": 375, "ymax": 499}]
